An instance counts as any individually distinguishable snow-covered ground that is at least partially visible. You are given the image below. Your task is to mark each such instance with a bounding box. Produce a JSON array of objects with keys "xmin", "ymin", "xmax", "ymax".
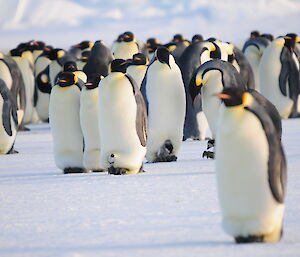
[{"xmin": 0, "ymin": 119, "xmax": 299, "ymax": 257}]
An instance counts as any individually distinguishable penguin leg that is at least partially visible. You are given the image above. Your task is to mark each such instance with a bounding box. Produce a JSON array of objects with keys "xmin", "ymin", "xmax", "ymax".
[
  {"xmin": 202, "ymin": 151, "xmax": 215, "ymax": 159},
  {"xmin": 138, "ymin": 164, "xmax": 146, "ymax": 173},
  {"xmin": 63, "ymin": 167, "xmax": 86, "ymax": 174},
  {"xmin": 235, "ymin": 235, "xmax": 264, "ymax": 244},
  {"xmin": 6, "ymin": 144, "xmax": 19, "ymax": 154},
  {"xmin": 108, "ymin": 166, "xmax": 128, "ymax": 175}
]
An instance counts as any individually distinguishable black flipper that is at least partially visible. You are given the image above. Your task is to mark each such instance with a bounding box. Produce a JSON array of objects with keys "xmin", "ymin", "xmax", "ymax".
[
  {"xmin": 125, "ymin": 74, "xmax": 147, "ymax": 147},
  {"xmin": 245, "ymin": 100, "xmax": 287, "ymax": 203}
]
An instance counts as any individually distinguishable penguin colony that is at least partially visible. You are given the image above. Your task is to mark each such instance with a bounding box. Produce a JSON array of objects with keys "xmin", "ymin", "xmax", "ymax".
[{"xmin": 1, "ymin": 30, "xmax": 299, "ymax": 244}]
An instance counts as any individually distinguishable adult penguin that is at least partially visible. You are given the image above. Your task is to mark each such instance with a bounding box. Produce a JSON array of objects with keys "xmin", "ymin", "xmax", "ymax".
[
  {"xmin": 126, "ymin": 53, "xmax": 148, "ymax": 88},
  {"xmin": 141, "ymin": 47, "xmax": 185, "ymax": 162},
  {"xmin": 111, "ymin": 34, "xmax": 123, "ymax": 54},
  {"xmin": 190, "ymin": 60, "xmax": 282, "ymax": 158},
  {"xmin": 0, "ymin": 52, "xmax": 26, "ymax": 125},
  {"xmin": 80, "ymin": 74, "xmax": 104, "ymax": 172},
  {"xmin": 112, "ymin": 31, "xmax": 147, "ymax": 59},
  {"xmin": 215, "ymin": 87, "xmax": 286, "ymax": 243},
  {"xmin": 178, "ymin": 40, "xmax": 221, "ymax": 140},
  {"xmin": 49, "ymin": 72, "xmax": 86, "ymax": 174},
  {"xmin": 191, "ymin": 34, "xmax": 204, "ymax": 43},
  {"xmin": 34, "ymin": 47, "xmax": 53, "ymax": 122},
  {"xmin": 259, "ymin": 36, "xmax": 300, "ymax": 118},
  {"xmin": 10, "ymin": 47, "xmax": 35, "ymax": 125},
  {"xmin": 242, "ymin": 37, "xmax": 270, "ymax": 92},
  {"xmin": 83, "ymin": 40, "xmax": 113, "ymax": 78},
  {"xmin": 0, "ymin": 79, "xmax": 18, "ymax": 154},
  {"xmin": 165, "ymin": 34, "xmax": 190, "ymax": 64},
  {"xmin": 98, "ymin": 59, "xmax": 147, "ymax": 175},
  {"xmin": 31, "ymin": 41, "xmax": 46, "ymax": 61}
]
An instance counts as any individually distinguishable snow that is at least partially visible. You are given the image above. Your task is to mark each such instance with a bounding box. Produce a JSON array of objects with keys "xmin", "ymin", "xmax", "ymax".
[{"xmin": 0, "ymin": 119, "xmax": 299, "ymax": 257}]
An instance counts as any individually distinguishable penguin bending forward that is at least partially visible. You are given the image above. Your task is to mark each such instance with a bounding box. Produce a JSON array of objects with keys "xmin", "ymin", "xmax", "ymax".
[
  {"xmin": 49, "ymin": 72, "xmax": 86, "ymax": 174},
  {"xmin": 141, "ymin": 47, "xmax": 186, "ymax": 162},
  {"xmin": 98, "ymin": 59, "xmax": 147, "ymax": 175},
  {"xmin": 215, "ymin": 87, "xmax": 286, "ymax": 243}
]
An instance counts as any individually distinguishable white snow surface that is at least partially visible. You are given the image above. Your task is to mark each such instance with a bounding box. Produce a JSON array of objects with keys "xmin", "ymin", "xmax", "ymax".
[{"xmin": 0, "ymin": 119, "xmax": 299, "ymax": 257}]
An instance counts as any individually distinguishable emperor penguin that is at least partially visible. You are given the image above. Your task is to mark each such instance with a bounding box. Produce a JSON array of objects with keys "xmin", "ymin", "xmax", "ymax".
[
  {"xmin": 80, "ymin": 74, "xmax": 104, "ymax": 172},
  {"xmin": 259, "ymin": 36, "xmax": 300, "ymax": 118},
  {"xmin": 0, "ymin": 79, "xmax": 18, "ymax": 154},
  {"xmin": 192, "ymin": 34, "xmax": 204, "ymax": 43},
  {"xmin": 189, "ymin": 60, "xmax": 247, "ymax": 158},
  {"xmin": 165, "ymin": 34, "xmax": 190, "ymax": 64},
  {"xmin": 83, "ymin": 40, "xmax": 113, "ymax": 78},
  {"xmin": 242, "ymin": 37, "xmax": 270, "ymax": 92},
  {"xmin": 71, "ymin": 41, "xmax": 94, "ymax": 70},
  {"xmin": 215, "ymin": 87, "xmax": 286, "ymax": 243},
  {"xmin": 126, "ymin": 53, "xmax": 148, "ymax": 88},
  {"xmin": 31, "ymin": 41, "xmax": 46, "ymax": 61},
  {"xmin": 98, "ymin": 59, "xmax": 147, "ymax": 175},
  {"xmin": 178, "ymin": 40, "xmax": 221, "ymax": 140},
  {"xmin": 49, "ymin": 72, "xmax": 85, "ymax": 174},
  {"xmin": 112, "ymin": 31, "xmax": 146, "ymax": 60},
  {"xmin": 141, "ymin": 47, "xmax": 185, "ymax": 162},
  {"xmin": 34, "ymin": 47, "xmax": 53, "ymax": 122},
  {"xmin": 10, "ymin": 47, "xmax": 35, "ymax": 125},
  {"xmin": 0, "ymin": 52, "xmax": 26, "ymax": 127}
]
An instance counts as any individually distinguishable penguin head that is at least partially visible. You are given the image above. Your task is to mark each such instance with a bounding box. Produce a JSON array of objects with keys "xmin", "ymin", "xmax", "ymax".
[
  {"xmin": 200, "ymin": 42, "xmax": 221, "ymax": 62},
  {"xmin": 40, "ymin": 46, "xmax": 54, "ymax": 58},
  {"xmin": 63, "ymin": 61, "xmax": 78, "ymax": 72},
  {"xmin": 123, "ymin": 31, "xmax": 134, "ymax": 42},
  {"xmin": 215, "ymin": 87, "xmax": 252, "ymax": 108},
  {"xmin": 81, "ymin": 50, "xmax": 91, "ymax": 62},
  {"xmin": 50, "ymin": 48, "xmax": 65, "ymax": 60},
  {"xmin": 250, "ymin": 30, "xmax": 260, "ymax": 38},
  {"xmin": 72, "ymin": 41, "xmax": 93, "ymax": 50},
  {"xmin": 156, "ymin": 47, "xmax": 171, "ymax": 68},
  {"xmin": 85, "ymin": 74, "xmax": 104, "ymax": 90},
  {"xmin": 286, "ymin": 33, "xmax": 300, "ymax": 44},
  {"xmin": 116, "ymin": 34, "xmax": 124, "ymax": 42},
  {"xmin": 130, "ymin": 53, "xmax": 147, "ymax": 65},
  {"xmin": 17, "ymin": 41, "xmax": 33, "ymax": 52},
  {"xmin": 146, "ymin": 38, "xmax": 161, "ymax": 53},
  {"xmin": 276, "ymin": 36, "xmax": 295, "ymax": 53},
  {"xmin": 110, "ymin": 59, "xmax": 128, "ymax": 73},
  {"xmin": 32, "ymin": 41, "xmax": 46, "ymax": 51},
  {"xmin": 56, "ymin": 72, "xmax": 77, "ymax": 87},
  {"xmin": 172, "ymin": 34, "xmax": 185, "ymax": 43},
  {"xmin": 10, "ymin": 48, "xmax": 23, "ymax": 57},
  {"xmin": 192, "ymin": 34, "xmax": 204, "ymax": 43},
  {"xmin": 261, "ymin": 33, "xmax": 274, "ymax": 41}
]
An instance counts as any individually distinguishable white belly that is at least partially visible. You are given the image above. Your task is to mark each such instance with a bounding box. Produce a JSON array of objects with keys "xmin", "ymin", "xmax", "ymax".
[
  {"xmin": 49, "ymin": 61, "xmax": 62, "ymax": 87},
  {"xmin": 126, "ymin": 65, "xmax": 147, "ymax": 88},
  {"xmin": 113, "ymin": 42, "xmax": 139, "ymax": 60},
  {"xmin": 215, "ymin": 105, "xmax": 284, "ymax": 237},
  {"xmin": 98, "ymin": 73, "xmax": 145, "ymax": 173},
  {"xmin": 145, "ymin": 62, "xmax": 186, "ymax": 161},
  {"xmin": 244, "ymin": 46, "xmax": 261, "ymax": 92},
  {"xmin": 0, "ymin": 61, "xmax": 13, "ymax": 90},
  {"xmin": 80, "ymin": 88, "xmax": 102, "ymax": 170},
  {"xmin": 49, "ymin": 86, "xmax": 83, "ymax": 170}
]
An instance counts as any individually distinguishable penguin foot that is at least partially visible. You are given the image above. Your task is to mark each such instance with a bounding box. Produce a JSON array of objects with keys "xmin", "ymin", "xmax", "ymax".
[
  {"xmin": 6, "ymin": 147, "xmax": 19, "ymax": 154},
  {"xmin": 153, "ymin": 155, "xmax": 177, "ymax": 163},
  {"xmin": 108, "ymin": 166, "xmax": 128, "ymax": 175},
  {"xmin": 63, "ymin": 167, "xmax": 86, "ymax": 174},
  {"xmin": 235, "ymin": 235, "xmax": 264, "ymax": 243},
  {"xmin": 92, "ymin": 169, "xmax": 106, "ymax": 173},
  {"xmin": 207, "ymin": 139, "xmax": 215, "ymax": 150},
  {"xmin": 202, "ymin": 151, "xmax": 215, "ymax": 159},
  {"xmin": 19, "ymin": 126, "xmax": 30, "ymax": 131}
]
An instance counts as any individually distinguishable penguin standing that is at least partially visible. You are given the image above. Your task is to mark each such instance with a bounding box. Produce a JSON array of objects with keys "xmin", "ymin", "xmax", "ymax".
[
  {"xmin": 83, "ymin": 40, "xmax": 113, "ymax": 78},
  {"xmin": 0, "ymin": 52, "xmax": 26, "ymax": 127},
  {"xmin": 49, "ymin": 72, "xmax": 85, "ymax": 174},
  {"xmin": 146, "ymin": 38, "xmax": 161, "ymax": 61},
  {"xmin": 178, "ymin": 40, "xmax": 221, "ymax": 140},
  {"xmin": 215, "ymin": 87, "xmax": 286, "ymax": 243},
  {"xmin": 141, "ymin": 47, "xmax": 185, "ymax": 162},
  {"xmin": 259, "ymin": 36, "xmax": 300, "ymax": 118},
  {"xmin": 243, "ymin": 37, "xmax": 270, "ymax": 92},
  {"xmin": 0, "ymin": 79, "xmax": 18, "ymax": 154},
  {"xmin": 98, "ymin": 59, "xmax": 147, "ymax": 175},
  {"xmin": 112, "ymin": 31, "xmax": 146, "ymax": 60},
  {"xmin": 71, "ymin": 41, "xmax": 94, "ymax": 70},
  {"xmin": 80, "ymin": 75, "xmax": 104, "ymax": 172},
  {"xmin": 49, "ymin": 49, "xmax": 66, "ymax": 88},
  {"xmin": 10, "ymin": 47, "xmax": 35, "ymax": 125},
  {"xmin": 126, "ymin": 53, "xmax": 148, "ymax": 88},
  {"xmin": 165, "ymin": 34, "xmax": 190, "ymax": 64}
]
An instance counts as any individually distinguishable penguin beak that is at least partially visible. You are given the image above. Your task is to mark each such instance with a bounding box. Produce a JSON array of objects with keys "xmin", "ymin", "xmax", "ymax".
[
  {"xmin": 148, "ymin": 47, "xmax": 154, "ymax": 52},
  {"xmin": 85, "ymin": 82, "xmax": 93, "ymax": 86},
  {"xmin": 214, "ymin": 93, "xmax": 232, "ymax": 100},
  {"xmin": 72, "ymin": 44, "xmax": 81, "ymax": 48},
  {"xmin": 58, "ymin": 79, "xmax": 67, "ymax": 83}
]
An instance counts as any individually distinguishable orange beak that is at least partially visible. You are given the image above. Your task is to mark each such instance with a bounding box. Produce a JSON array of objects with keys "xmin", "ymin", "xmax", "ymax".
[
  {"xmin": 214, "ymin": 93, "xmax": 232, "ymax": 100},
  {"xmin": 59, "ymin": 79, "xmax": 67, "ymax": 83}
]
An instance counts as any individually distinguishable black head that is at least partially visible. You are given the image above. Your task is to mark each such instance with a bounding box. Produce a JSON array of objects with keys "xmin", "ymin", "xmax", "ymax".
[
  {"xmin": 123, "ymin": 31, "xmax": 134, "ymax": 42},
  {"xmin": 81, "ymin": 50, "xmax": 91, "ymax": 62},
  {"xmin": 32, "ymin": 41, "xmax": 46, "ymax": 50},
  {"xmin": 51, "ymin": 48, "xmax": 65, "ymax": 60},
  {"xmin": 63, "ymin": 61, "xmax": 78, "ymax": 72},
  {"xmin": 156, "ymin": 47, "xmax": 170, "ymax": 68},
  {"xmin": 215, "ymin": 87, "xmax": 245, "ymax": 107},
  {"xmin": 116, "ymin": 34, "xmax": 124, "ymax": 42},
  {"xmin": 173, "ymin": 34, "xmax": 184, "ymax": 43},
  {"xmin": 131, "ymin": 53, "xmax": 147, "ymax": 65},
  {"xmin": 110, "ymin": 59, "xmax": 128, "ymax": 73},
  {"xmin": 10, "ymin": 48, "xmax": 23, "ymax": 57},
  {"xmin": 207, "ymin": 37, "xmax": 217, "ymax": 42},
  {"xmin": 146, "ymin": 38, "xmax": 160, "ymax": 52},
  {"xmin": 261, "ymin": 33, "xmax": 274, "ymax": 41},
  {"xmin": 192, "ymin": 34, "xmax": 203, "ymax": 43},
  {"xmin": 40, "ymin": 46, "xmax": 53, "ymax": 58},
  {"xmin": 286, "ymin": 33, "xmax": 300, "ymax": 43},
  {"xmin": 17, "ymin": 41, "xmax": 33, "ymax": 52},
  {"xmin": 56, "ymin": 72, "xmax": 77, "ymax": 87},
  {"xmin": 85, "ymin": 74, "xmax": 103, "ymax": 90},
  {"xmin": 73, "ymin": 41, "xmax": 93, "ymax": 50},
  {"xmin": 250, "ymin": 30, "xmax": 260, "ymax": 38},
  {"xmin": 283, "ymin": 36, "xmax": 295, "ymax": 53}
]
